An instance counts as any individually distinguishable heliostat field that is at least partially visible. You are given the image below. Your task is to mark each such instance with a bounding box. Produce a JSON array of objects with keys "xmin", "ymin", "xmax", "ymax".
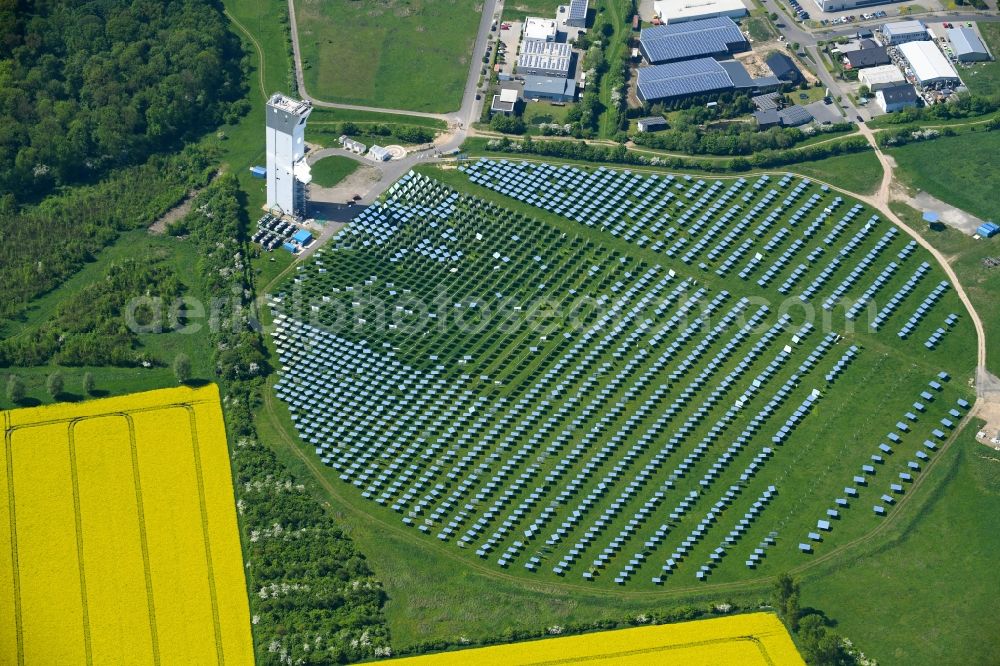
[
  {"xmin": 0, "ymin": 385, "xmax": 252, "ymax": 665},
  {"xmin": 269, "ymin": 162, "xmax": 975, "ymax": 589}
]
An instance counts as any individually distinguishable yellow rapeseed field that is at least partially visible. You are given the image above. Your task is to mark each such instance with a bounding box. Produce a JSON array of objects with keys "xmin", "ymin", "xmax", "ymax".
[
  {"xmin": 0, "ymin": 385, "xmax": 253, "ymax": 665},
  {"xmin": 386, "ymin": 612, "xmax": 805, "ymax": 665}
]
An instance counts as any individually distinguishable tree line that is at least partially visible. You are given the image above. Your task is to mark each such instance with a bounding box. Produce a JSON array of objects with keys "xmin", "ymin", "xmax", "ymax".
[
  {"xmin": 632, "ymin": 123, "xmax": 855, "ymax": 157},
  {"xmin": 481, "ymin": 134, "xmax": 872, "ymax": 173},
  {"xmin": 172, "ymin": 176, "xmax": 391, "ymax": 663}
]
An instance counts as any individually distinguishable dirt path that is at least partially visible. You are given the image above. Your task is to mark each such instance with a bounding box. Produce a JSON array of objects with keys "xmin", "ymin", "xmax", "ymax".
[
  {"xmin": 853, "ymin": 123, "xmax": 989, "ymax": 398},
  {"xmin": 307, "ymin": 165, "xmax": 383, "ymax": 206},
  {"xmin": 148, "ymin": 191, "xmax": 198, "ymax": 234}
]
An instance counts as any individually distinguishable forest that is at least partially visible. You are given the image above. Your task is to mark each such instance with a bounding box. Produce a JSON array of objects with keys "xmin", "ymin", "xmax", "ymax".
[{"xmin": 0, "ymin": 0, "xmax": 245, "ymax": 201}]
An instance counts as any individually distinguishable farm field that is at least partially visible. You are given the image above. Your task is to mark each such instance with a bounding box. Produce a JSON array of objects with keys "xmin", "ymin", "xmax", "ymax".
[
  {"xmin": 887, "ymin": 132, "xmax": 1000, "ymax": 222},
  {"xmin": 384, "ymin": 612, "xmax": 804, "ymax": 664},
  {"xmin": 292, "ymin": 0, "xmax": 481, "ymax": 112},
  {"xmin": 266, "ymin": 156, "xmax": 976, "ymax": 612},
  {"xmin": 0, "ymin": 385, "xmax": 252, "ymax": 664}
]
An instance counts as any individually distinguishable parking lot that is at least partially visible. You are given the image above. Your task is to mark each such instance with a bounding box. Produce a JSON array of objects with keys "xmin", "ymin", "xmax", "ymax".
[{"xmin": 496, "ymin": 20, "xmax": 522, "ymax": 78}]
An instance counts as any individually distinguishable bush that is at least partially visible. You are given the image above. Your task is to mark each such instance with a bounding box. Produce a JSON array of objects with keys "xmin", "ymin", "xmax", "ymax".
[
  {"xmin": 490, "ymin": 114, "xmax": 527, "ymax": 135},
  {"xmin": 173, "ymin": 353, "xmax": 192, "ymax": 384},
  {"xmin": 6, "ymin": 375, "xmax": 25, "ymax": 404},
  {"xmin": 46, "ymin": 372, "xmax": 64, "ymax": 400},
  {"xmin": 82, "ymin": 372, "xmax": 95, "ymax": 396}
]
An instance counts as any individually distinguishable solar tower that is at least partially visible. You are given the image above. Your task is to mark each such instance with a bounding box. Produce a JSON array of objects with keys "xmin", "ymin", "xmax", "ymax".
[{"xmin": 265, "ymin": 93, "xmax": 313, "ymax": 218}]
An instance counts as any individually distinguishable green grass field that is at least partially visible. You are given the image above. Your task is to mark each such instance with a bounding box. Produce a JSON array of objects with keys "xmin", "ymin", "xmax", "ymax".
[
  {"xmin": 293, "ymin": 0, "xmax": 481, "ymax": 112},
  {"xmin": 804, "ymin": 427, "xmax": 1000, "ymax": 666},
  {"xmin": 789, "ymin": 150, "xmax": 883, "ymax": 195},
  {"xmin": 745, "ymin": 17, "xmax": 776, "ymax": 43},
  {"xmin": 888, "ymin": 131, "xmax": 1000, "ymax": 222},
  {"xmin": 257, "ymin": 159, "xmax": 983, "ymax": 662},
  {"xmin": 310, "ymin": 156, "xmax": 360, "ymax": 187},
  {"xmin": 523, "ymin": 102, "xmax": 574, "ymax": 127},
  {"xmin": 893, "ymin": 200, "xmax": 1000, "ymax": 377},
  {"xmin": 502, "ymin": 0, "xmax": 563, "ymax": 22},
  {"xmin": 308, "ymin": 108, "xmax": 447, "ymax": 130},
  {"xmin": 224, "ymin": 0, "xmax": 295, "ymax": 96}
]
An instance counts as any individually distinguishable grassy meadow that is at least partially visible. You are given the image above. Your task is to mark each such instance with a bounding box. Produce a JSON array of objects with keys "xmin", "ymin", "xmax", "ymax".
[
  {"xmin": 293, "ymin": 0, "xmax": 481, "ymax": 112},
  {"xmin": 887, "ymin": 131, "xmax": 1000, "ymax": 222}
]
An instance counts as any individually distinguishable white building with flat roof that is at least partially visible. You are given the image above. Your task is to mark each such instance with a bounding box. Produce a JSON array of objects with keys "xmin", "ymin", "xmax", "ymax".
[
  {"xmin": 879, "ymin": 20, "xmax": 928, "ymax": 45},
  {"xmin": 653, "ymin": 0, "xmax": 747, "ymax": 24},
  {"xmin": 518, "ymin": 39, "xmax": 573, "ymax": 77},
  {"xmin": 859, "ymin": 64, "xmax": 906, "ymax": 91},
  {"xmin": 524, "ymin": 17, "xmax": 558, "ymax": 41},
  {"xmin": 491, "ymin": 88, "xmax": 519, "ymax": 115},
  {"xmin": 266, "ymin": 93, "xmax": 312, "ymax": 217},
  {"xmin": 898, "ymin": 41, "xmax": 960, "ymax": 88}
]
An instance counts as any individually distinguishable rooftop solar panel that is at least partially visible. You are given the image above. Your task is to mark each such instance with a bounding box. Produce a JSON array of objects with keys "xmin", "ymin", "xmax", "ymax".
[
  {"xmin": 639, "ymin": 17, "xmax": 747, "ymax": 64},
  {"xmin": 637, "ymin": 58, "xmax": 734, "ymax": 102}
]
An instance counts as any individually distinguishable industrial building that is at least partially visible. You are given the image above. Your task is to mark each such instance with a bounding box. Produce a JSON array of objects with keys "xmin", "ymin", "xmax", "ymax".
[
  {"xmin": 844, "ymin": 45, "xmax": 891, "ymax": 69},
  {"xmin": 636, "ymin": 57, "xmax": 776, "ymax": 103},
  {"xmin": 766, "ymin": 52, "xmax": 801, "ymax": 84},
  {"xmin": 898, "ymin": 41, "xmax": 961, "ymax": 88},
  {"xmin": 491, "ymin": 88, "xmax": 519, "ymax": 115},
  {"xmin": 524, "ymin": 16, "xmax": 558, "ymax": 41},
  {"xmin": 637, "ymin": 58, "xmax": 734, "ymax": 103},
  {"xmin": 879, "ymin": 20, "xmax": 928, "ymax": 46},
  {"xmin": 265, "ymin": 93, "xmax": 312, "ymax": 218},
  {"xmin": 564, "ymin": 0, "xmax": 589, "ymax": 27},
  {"xmin": 638, "ymin": 17, "xmax": 748, "ymax": 64},
  {"xmin": 859, "ymin": 64, "xmax": 906, "ymax": 91},
  {"xmin": 875, "ymin": 84, "xmax": 919, "ymax": 113},
  {"xmin": 637, "ymin": 116, "xmax": 669, "ymax": 132},
  {"xmin": 976, "ymin": 221, "xmax": 999, "ymax": 238},
  {"xmin": 751, "ymin": 91, "xmax": 783, "ymax": 111},
  {"xmin": 518, "ymin": 39, "xmax": 573, "ymax": 77},
  {"xmin": 523, "ymin": 75, "xmax": 576, "ymax": 102},
  {"xmin": 754, "ymin": 104, "xmax": 813, "ymax": 128},
  {"xmin": 947, "ymin": 27, "xmax": 991, "ymax": 63},
  {"xmin": 652, "ymin": 0, "xmax": 748, "ymax": 24},
  {"xmin": 720, "ymin": 59, "xmax": 781, "ymax": 90},
  {"xmin": 811, "ymin": 0, "xmax": 901, "ymax": 11}
]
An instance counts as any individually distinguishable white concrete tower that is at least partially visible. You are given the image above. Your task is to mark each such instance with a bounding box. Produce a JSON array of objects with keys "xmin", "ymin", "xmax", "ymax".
[{"xmin": 265, "ymin": 93, "xmax": 312, "ymax": 217}]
